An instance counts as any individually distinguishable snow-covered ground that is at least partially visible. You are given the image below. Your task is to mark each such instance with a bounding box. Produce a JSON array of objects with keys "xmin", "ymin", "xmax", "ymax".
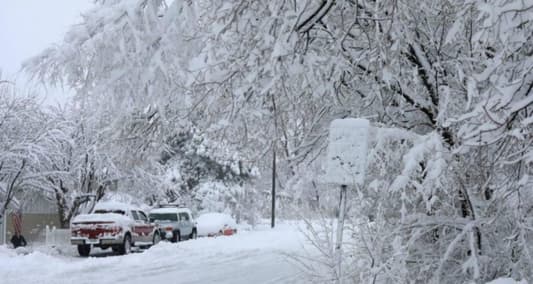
[{"xmin": 0, "ymin": 222, "xmax": 310, "ymax": 284}]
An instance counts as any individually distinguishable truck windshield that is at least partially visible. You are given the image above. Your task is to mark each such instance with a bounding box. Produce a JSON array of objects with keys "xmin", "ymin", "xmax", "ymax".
[{"xmin": 149, "ymin": 213, "xmax": 178, "ymax": 222}]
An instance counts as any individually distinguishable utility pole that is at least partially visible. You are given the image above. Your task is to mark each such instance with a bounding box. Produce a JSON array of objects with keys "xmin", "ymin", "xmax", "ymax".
[
  {"xmin": 271, "ymin": 141, "xmax": 276, "ymax": 228},
  {"xmin": 270, "ymin": 93, "xmax": 278, "ymax": 229}
]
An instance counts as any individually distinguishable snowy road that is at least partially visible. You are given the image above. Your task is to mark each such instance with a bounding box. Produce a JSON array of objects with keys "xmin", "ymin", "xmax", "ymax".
[{"xmin": 0, "ymin": 223, "xmax": 310, "ymax": 284}]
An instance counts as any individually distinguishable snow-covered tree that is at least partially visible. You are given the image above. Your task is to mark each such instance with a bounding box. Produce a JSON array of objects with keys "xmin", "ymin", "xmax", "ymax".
[
  {"xmin": 0, "ymin": 77, "xmax": 68, "ymax": 218},
  {"xmin": 24, "ymin": 0, "xmax": 256, "ymax": 218},
  {"xmin": 21, "ymin": 0, "xmax": 533, "ymax": 281}
]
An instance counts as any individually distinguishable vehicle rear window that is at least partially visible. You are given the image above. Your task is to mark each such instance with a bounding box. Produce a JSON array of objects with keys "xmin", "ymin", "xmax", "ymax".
[
  {"xmin": 94, "ymin": 209, "xmax": 126, "ymax": 215},
  {"xmin": 149, "ymin": 213, "xmax": 178, "ymax": 222}
]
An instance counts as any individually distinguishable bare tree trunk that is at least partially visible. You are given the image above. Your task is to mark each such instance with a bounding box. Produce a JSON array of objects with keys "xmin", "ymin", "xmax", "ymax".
[{"xmin": 0, "ymin": 159, "xmax": 26, "ymax": 217}]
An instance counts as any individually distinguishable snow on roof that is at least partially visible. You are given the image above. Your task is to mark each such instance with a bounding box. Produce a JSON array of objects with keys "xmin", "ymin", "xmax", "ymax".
[
  {"xmin": 71, "ymin": 213, "xmax": 132, "ymax": 224},
  {"xmin": 150, "ymin": 207, "xmax": 191, "ymax": 214},
  {"xmin": 93, "ymin": 201, "xmax": 139, "ymax": 212}
]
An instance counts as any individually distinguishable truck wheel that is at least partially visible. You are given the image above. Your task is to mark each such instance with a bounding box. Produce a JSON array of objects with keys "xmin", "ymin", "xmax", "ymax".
[
  {"xmin": 189, "ymin": 229, "xmax": 197, "ymax": 240},
  {"xmin": 152, "ymin": 232, "xmax": 161, "ymax": 246},
  {"xmin": 171, "ymin": 231, "xmax": 181, "ymax": 243},
  {"xmin": 77, "ymin": 245, "xmax": 91, "ymax": 257},
  {"xmin": 118, "ymin": 234, "xmax": 132, "ymax": 255}
]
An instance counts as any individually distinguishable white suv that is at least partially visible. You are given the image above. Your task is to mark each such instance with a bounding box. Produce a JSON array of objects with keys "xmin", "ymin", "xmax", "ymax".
[{"xmin": 149, "ymin": 206, "xmax": 197, "ymax": 242}]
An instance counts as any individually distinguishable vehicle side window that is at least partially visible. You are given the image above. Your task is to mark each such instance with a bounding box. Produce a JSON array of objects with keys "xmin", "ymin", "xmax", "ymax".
[
  {"xmin": 131, "ymin": 210, "xmax": 139, "ymax": 220},
  {"xmin": 138, "ymin": 211, "xmax": 148, "ymax": 222},
  {"xmin": 179, "ymin": 212, "xmax": 190, "ymax": 221}
]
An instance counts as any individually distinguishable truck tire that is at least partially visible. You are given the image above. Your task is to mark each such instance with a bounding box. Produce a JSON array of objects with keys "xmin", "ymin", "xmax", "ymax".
[
  {"xmin": 189, "ymin": 228, "xmax": 197, "ymax": 240},
  {"xmin": 118, "ymin": 234, "xmax": 132, "ymax": 255},
  {"xmin": 171, "ymin": 231, "xmax": 181, "ymax": 243},
  {"xmin": 152, "ymin": 232, "xmax": 161, "ymax": 246},
  {"xmin": 77, "ymin": 244, "xmax": 91, "ymax": 257}
]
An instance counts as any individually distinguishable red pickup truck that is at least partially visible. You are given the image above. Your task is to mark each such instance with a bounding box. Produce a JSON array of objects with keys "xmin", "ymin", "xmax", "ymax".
[{"xmin": 70, "ymin": 201, "xmax": 160, "ymax": 256}]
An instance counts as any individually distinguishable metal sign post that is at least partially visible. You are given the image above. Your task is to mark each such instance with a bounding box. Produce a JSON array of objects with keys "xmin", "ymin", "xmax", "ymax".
[
  {"xmin": 335, "ymin": 184, "xmax": 348, "ymax": 282},
  {"xmin": 326, "ymin": 118, "xmax": 370, "ymax": 284},
  {"xmin": 271, "ymin": 144, "xmax": 276, "ymax": 228}
]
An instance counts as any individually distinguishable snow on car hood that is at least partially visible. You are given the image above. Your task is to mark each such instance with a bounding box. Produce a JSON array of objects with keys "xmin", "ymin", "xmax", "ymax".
[{"xmin": 71, "ymin": 213, "xmax": 131, "ymax": 224}]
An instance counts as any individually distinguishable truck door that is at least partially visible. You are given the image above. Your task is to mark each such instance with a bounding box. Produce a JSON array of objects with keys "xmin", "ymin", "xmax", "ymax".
[
  {"xmin": 132, "ymin": 210, "xmax": 151, "ymax": 242},
  {"xmin": 138, "ymin": 211, "xmax": 153, "ymax": 242},
  {"xmin": 179, "ymin": 212, "xmax": 192, "ymax": 236}
]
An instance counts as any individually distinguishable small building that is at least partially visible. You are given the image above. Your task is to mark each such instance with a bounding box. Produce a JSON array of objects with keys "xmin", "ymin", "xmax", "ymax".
[{"xmin": 2, "ymin": 192, "xmax": 61, "ymax": 245}]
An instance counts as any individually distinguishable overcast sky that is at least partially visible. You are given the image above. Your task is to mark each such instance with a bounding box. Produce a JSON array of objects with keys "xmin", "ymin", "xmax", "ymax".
[{"xmin": 0, "ymin": 0, "xmax": 93, "ymax": 103}]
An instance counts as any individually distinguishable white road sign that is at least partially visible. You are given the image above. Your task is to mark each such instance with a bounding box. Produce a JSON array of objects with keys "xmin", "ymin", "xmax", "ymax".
[{"xmin": 325, "ymin": 118, "xmax": 370, "ymax": 186}]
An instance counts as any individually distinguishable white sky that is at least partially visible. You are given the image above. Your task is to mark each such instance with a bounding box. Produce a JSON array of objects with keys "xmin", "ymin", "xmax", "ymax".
[{"xmin": 0, "ymin": 0, "xmax": 93, "ymax": 104}]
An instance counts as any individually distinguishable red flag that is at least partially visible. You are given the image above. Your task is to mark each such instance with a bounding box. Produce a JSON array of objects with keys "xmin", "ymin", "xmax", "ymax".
[{"xmin": 11, "ymin": 210, "xmax": 22, "ymax": 235}]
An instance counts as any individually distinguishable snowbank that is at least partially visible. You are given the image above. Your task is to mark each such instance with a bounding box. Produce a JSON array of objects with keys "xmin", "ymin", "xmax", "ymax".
[
  {"xmin": 0, "ymin": 222, "xmax": 309, "ymax": 284},
  {"xmin": 486, "ymin": 278, "xmax": 528, "ymax": 284}
]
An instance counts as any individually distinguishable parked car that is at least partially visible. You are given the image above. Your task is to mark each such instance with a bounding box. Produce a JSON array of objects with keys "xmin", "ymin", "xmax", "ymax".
[
  {"xmin": 197, "ymin": 213, "xmax": 237, "ymax": 237},
  {"xmin": 149, "ymin": 206, "xmax": 197, "ymax": 242},
  {"xmin": 70, "ymin": 201, "xmax": 161, "ymax": 257}
]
